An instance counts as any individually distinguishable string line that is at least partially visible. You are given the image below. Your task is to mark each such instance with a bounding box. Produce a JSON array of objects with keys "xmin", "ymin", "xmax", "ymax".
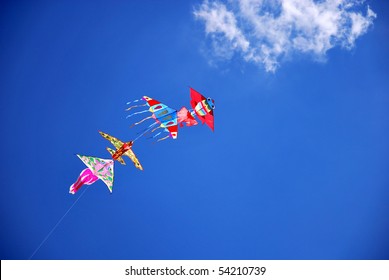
[{"xmin": 29, "ymin": 185, "xmax": 89, "ymax": 259}]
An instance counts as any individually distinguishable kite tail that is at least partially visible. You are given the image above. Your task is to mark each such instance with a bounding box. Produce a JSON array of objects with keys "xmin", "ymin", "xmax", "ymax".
[
  {"xmin": 125, "ymin": 103, "xmax": 147, "ymax": 112},
  {"xmin": 126, "ymin": 109, "xmax": 150, "ymax": 119},
  {"xmin": 153, "ymin": 134, "xmax": 170, "ymax": 144},
  {"xmin": 130, "ymin": 115, "xmax": 153, "ymax": 128},
  {"xmin": 147, "ymin": 131, "xmax": 163, "ymax": 139},
  {"xmin": 151, "ymin": 126, "xmax": 161, "ymax": 133},
  {"xmin": 126, "ymin": 99, "xmax": 142, "ymax": 105}
]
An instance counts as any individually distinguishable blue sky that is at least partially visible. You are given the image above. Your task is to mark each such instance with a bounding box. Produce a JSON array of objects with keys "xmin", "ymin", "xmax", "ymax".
[{"xmin": 1, "ymin": 0, "xmax": 388, "ymax": 260}]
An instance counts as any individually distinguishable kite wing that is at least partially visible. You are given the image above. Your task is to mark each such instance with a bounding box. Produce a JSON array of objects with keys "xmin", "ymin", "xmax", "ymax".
[
  {"xmin": 99, "ymin": 131, "xmax": 124, "ymax": 149},
  {"xmin": 142, "ymin": 96, "xmax": 178, "ymax": 139},
  {"xmin": 124, "ymin": 149, "xmax": 143, "ymax": 170},
  {"xmin": 190, "ymin": 87, "xmax": 215, "ymax": 131},
  {"xmin": 77, "ymin": 154, "xmax": 114, "ymax": 192}
]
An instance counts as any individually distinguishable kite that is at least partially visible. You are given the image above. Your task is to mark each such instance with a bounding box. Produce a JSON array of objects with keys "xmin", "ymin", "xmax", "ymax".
[
  {"xmin": 141, "ymin": 95, "xmax": 180, "ymax": 140},
  {"xmin": 190, "ymin": 87, "xmax": 215, "ymax": 131},
  {"xmin": 69, "ymin": 155, "xmax": 114, "ymax": 194},
  {"xmin": 99, "ymin": 131, "xmax": 143, "ymax": 170},
  {"xmin": 126, "ymin": 96, "xmax": 190, "ymax": 142},
  {"xmin": 126, "ymin": 87, "xmax": 213, "ymax": 142}
]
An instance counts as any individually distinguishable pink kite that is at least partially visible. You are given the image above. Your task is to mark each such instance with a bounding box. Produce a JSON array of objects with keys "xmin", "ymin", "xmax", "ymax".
[
  {"xmin": 69, "ymin": 154, "xmax": 114, "ymax": 194},
  {"xmin": 69, "ymin": 168, "xmax": 99, "ymax": 194},
  {"xmin": 177, "ymin": 106, "xmax": 198, "ymax": 127}
]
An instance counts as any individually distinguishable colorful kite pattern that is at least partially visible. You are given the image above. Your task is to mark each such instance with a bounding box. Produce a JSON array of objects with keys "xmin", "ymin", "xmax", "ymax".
[
  {"xmin": 70, "ymin": 87, "xmax": 213, "ymax": 194},
  {"xmin": 69, "ymin": 155, "xmax": 114, "ymax": 194},
  {"xmin": 126, "ymin": 87, "xmax": 214, "ymax": 142}
]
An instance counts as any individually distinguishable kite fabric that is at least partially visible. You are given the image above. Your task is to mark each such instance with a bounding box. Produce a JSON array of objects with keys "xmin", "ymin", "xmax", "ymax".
[
  {"xmin": 177, "ymin": 106, "xmax": 198, "ymax": 127},
  {"xmin": 69, "ymin": 155, "xmax": 114, "ymax": 194}
]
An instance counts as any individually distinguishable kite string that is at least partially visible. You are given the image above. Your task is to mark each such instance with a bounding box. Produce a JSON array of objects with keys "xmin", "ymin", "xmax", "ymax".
[
  {"xmin": 133, "ymin": 122, "xmax": 159, "ymax": 142},
  {"xmin": 29, "ymin": 185, "xmax": 90, "ymax": 260}
]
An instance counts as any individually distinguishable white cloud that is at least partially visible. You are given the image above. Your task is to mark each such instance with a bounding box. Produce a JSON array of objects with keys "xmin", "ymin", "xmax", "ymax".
[
  {"xmin": 194, "ymin": 1, "xmax": 250, "ymax": 52},
  {"xmin": 194, "ymin": 0, "xmax": 376, "ymax": 72}
]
